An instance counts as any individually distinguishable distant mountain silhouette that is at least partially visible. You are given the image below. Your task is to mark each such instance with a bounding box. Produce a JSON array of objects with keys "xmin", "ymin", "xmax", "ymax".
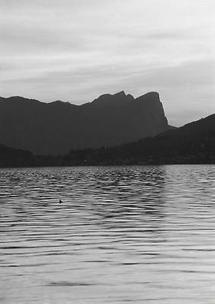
[
  {"xmin": 0, "ymin": 143, "xmax": 34, "ymax": 167},
  {"xmin": 66, "ymin": 113, "xmax": 215, "ymax": 165},
  {"xmin": 0, "ymin": 112, "xmax": 214, "ymax": 167},
  {"xmin": 0, "ymin": 91, "xmax": 169, "ymax": 155}
]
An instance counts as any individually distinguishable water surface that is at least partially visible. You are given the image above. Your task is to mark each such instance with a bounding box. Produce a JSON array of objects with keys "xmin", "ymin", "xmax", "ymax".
[{"xmin": 1, "ymin": 165, "xmax": 215, "ymax": 303}]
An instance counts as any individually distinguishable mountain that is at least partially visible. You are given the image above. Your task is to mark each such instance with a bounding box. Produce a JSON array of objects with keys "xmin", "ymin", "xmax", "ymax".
[
  {"xmin": 0, "ymin": 91, "xmax": 169, "ymax": 155},
  {"xmin": 66, "ymin": 113, "xmax": 215, "ymax": 165},
  {"xmin": 0, "ymin": 112, "xmax": 214, "ymax": 167},
  {"xmin": 0, "ymin": 143, "xmax": 34, "ymax": 167}
]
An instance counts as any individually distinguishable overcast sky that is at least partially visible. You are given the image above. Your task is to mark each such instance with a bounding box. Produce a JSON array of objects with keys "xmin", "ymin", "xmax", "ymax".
[{"xmin": 0, "ymin": 0, "xmax": 214, "ymax": 126}]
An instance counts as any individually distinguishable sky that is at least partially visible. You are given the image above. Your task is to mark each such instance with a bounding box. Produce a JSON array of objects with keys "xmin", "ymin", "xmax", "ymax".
[{"xmin": 0, "ymin": 0, "xmax": 214, "ymax": 126}]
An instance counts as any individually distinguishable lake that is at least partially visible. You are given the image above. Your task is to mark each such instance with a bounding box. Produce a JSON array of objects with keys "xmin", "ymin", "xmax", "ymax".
[{"xmin": 0, "ymin": 165, "xmax": 215, "ymax": 303}]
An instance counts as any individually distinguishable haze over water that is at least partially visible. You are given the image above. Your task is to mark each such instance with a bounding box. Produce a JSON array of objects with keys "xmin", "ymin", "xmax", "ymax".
[{"xmin": 1, "ymin": 165, "xmax": 215, "ymax": 304}]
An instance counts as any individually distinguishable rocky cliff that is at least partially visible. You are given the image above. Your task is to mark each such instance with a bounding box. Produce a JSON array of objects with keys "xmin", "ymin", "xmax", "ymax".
[{"xmin": 0, "ymin": 91, "xmax": 169, "ymax": 155}]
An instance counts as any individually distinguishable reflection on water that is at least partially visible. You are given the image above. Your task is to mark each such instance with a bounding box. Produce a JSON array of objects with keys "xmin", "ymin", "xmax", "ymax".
[{"xmin": 1, "ymin": 165, "xmax": 215, "ymax": 303}]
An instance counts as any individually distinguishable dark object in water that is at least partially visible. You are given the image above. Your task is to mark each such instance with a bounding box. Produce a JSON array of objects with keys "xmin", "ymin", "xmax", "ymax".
[{"xmin": 59, "ymin": 199, "xmax": 63, "ymax": 204}]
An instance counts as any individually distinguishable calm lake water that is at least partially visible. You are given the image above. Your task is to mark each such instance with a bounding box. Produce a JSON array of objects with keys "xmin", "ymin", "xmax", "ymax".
[{"xmin": 1, "ymin": 165, "xmax": 215, "ymax": 304}]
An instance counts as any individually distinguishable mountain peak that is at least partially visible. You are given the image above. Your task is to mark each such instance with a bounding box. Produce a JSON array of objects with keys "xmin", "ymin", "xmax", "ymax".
[
  {"xmin": 136, "ymin": 91, "xmax": 160, "ymax": 103},
  {"xmin": 114, "ymin": 91, "xmax": 126, "ymax": 97},
  {"xmin": 49, "ymin": 100, "xmax": 70, "ymax": 106},
  {"xmin": 0, "ymin": 91, "xmax": 169, "ymax": 155},
  {"xmin": 92, "ymin": 91, "xmax": 134, "ymax": 106}
]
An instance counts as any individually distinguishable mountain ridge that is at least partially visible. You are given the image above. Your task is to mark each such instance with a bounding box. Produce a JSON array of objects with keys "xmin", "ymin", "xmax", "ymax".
[
  {"xmin": 0, "ymin": 112, "xmax": 214, "ymax": 166},
  {"xmin": 0, "ymin": 91, "xmax": 161, "ymax": 107},
  {"xmin": 66, "ymin": 112, "xmax": 215, "ymax": 165},
  {"xmin": 0, "ymin": 91, "xmax": 169, "ymax": 155}
]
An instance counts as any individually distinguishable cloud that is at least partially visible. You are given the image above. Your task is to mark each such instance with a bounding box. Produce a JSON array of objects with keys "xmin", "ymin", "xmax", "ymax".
[{"xmin": 0, "ymin": 0, "xmax": 215, "ymax": 125}]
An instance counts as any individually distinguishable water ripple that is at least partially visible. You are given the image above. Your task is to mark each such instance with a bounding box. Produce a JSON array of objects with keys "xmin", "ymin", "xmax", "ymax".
[{"xmin": 0, "ymin": 165, "xmax": 215, "ymax": 303}]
